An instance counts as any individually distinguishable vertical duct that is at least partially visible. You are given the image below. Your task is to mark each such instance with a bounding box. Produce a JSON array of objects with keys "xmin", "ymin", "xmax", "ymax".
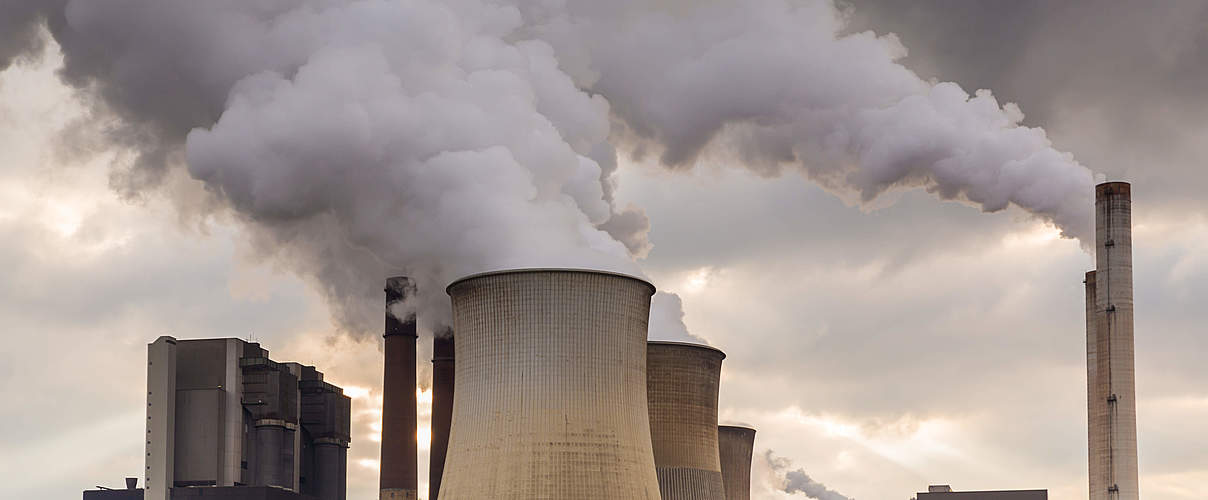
[
  {"xmin": 145, "ymin": 336, "xmax": 177, "ymax": 500},
  {"xmin": 381, "ymin": 277, "xmax": 418, "ymax": 500},
  {"xmin": 647, "ymin": 341, "xmax": 727, "ymax": 500},
  {"xmin": 439, "ymin": 269, "xmax": 663, "ymax": 499},
  {"xmin": 429, "ymin": 332, "xmax": 455, "ymax": 500},
  {"xmin": 717, "ymin": 426, "xmax": 756, "ymax": 500},
  {"xmin": 1087, "ymin": 181, "xmax": 1139, "ymax": 500}
]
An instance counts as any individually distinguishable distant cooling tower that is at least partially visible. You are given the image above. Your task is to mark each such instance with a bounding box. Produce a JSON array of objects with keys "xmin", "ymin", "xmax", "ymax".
[
  {"xmin": 439, "ymin": 269, "xmax": 662, "ymax": 499},
  {"xmin": 718, "ymin": 426, "xmax": 756, "ymax": 500},
  {"xmin": 428, "ymin": 332, "xmax": 454, "ymax": 500},
  {"xmin": 647, "ymin": 341, "xmax": 727, "ymax": 500}
]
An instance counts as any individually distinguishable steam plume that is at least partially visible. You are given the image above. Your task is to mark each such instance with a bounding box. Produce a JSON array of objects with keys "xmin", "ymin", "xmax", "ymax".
[
  {"xmin": 0, "ymin": 0, "xmax": 1095, "ymax": 337},
  {"xmin": 765, "ymin": 450, "xmax": 854, "ymax": 500}
]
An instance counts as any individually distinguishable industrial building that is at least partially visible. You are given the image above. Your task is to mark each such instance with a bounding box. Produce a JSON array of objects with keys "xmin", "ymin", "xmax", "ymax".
[
  {"xmin": 647, "ymin": 341, "xmax": 728, "ymax": 500},
  {"xmin": 718, "ymin": 425, "xmax": 756, "ymax": 500},
  {"xmin": 436, "ymin": 269, "xmax": 663, "ymax": 499},
  {"xmin": 1085, "ymin": 182, "xmax": 1140, "ymax": 500},
  {"xmin": 84, "ymin": 336, "xmax": 350, "ymax": 500},
  {"xmin": 916, "ymin": 485, "xmax": 1047, "ymax": 499}
]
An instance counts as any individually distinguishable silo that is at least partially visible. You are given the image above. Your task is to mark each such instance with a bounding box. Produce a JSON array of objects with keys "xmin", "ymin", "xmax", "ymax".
[
  {"xmin": 439, "ymin": 269, "xmax": 662, "ymax": 499},
  {"xmin": 717, "ymin": 426, "xmax": 756, "ymax": 500},
  {"xmin": 647, "ymin": 341, "xmax": 727, "ymax": 500}
]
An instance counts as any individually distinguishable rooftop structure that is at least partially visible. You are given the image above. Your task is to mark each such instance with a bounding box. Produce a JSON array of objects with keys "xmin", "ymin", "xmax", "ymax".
[{"xmin": 916, "ymin": 485, "xmax": 1047, "ymax": 499}]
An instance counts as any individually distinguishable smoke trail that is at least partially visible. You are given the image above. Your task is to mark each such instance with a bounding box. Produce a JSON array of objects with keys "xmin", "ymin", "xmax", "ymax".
[
  {"xmin": 516, "ymin": 0, "xmax": 1095, "ymax": 241},
  {"xmin": 0, "ymin": 0, "xmax": 1096, "ymax": 337},
  {"xmin": 764, "ymin": 450, "xmax": 854, "ymax": 500}
]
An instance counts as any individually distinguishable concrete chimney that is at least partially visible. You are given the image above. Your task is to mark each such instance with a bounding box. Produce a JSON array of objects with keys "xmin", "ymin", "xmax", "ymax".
[
  {"xmin": 717, "ymin": 426, "xmax": 755, "ymax": 500},
  {"xmin": 647, "ymin": 341, "xmax": 727, "ymax": 500},
  {"xmin": 428, "ymin": 331, "xmax": 454, "ymax": 500},
  {"xmin": 380, "ymin": 277, "xmax": 418, "ymax": 500},
  {"xmin": 1086, "ymin": 181, "xmax": 1139, "ymax": 500}
]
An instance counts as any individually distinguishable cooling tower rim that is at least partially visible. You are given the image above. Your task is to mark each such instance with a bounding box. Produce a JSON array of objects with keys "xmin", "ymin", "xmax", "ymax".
[
  {"xmin": 445, "ymin": 267, "xmax": 655, "ymax": 296},
  {"xmin": 1095, "ymin": 180, "xmax": 1130, "ymax": 200},
  {"xmin": 718, "ymin": 424, "xmax": 757, "ymax": 433},
  {"xmin": 647, "ymin": 340, "xmax": 726, "ymax": 358}
]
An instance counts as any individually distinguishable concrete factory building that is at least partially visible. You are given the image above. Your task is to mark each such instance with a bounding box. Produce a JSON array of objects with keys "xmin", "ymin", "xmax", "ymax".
[
  {"xmin": 437, "ymin": 269, "xmax": 663, "ymax": 499},
  {"xmin": 916, "ymin": 485, "xmax": 1047, "ymax": 500},
  {"xmin": 84, "ymin": 336, "xmax": 351, "ymax": 500},
  {"xmin": 647, "ymin": 341, "xmax": 728, "ymax": 500},
  {"xmin": 1085, "ymin": 182, "xmax": 1141, "ymax": 500},
  {"xmin": 718, "ymin": 425, "xmax": 756, "ymax": 500}
]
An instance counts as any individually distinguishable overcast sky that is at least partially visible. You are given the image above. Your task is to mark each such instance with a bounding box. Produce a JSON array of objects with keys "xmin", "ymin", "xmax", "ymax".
[{"xmin": 1, "ymin": 1, "xmax": 1206, "ymax": 500}]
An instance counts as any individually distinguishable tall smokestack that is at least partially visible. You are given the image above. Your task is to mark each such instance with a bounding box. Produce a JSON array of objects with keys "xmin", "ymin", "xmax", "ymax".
[
  {"xmin": 717, "ymin": 426, "xmax": 756, "ymax": 500},
  {"xmin": 380, "ymin": 277, "xmax": 418, "ymax": 500},
  {"xmin": 1086, "ymin": 182, "xmax": 1139, "ymax": 500},
  {"xmin": 647, "ymin": 341, "xmax": 727, "ymax": 500},
  {"xmin": 428, "ymin": 331, "xmax": 454, "ymax": 500}
]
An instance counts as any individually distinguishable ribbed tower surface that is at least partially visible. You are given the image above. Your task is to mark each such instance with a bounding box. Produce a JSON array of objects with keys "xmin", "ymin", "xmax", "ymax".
[
  {"xmin": 1087, "ymin": 182, "xmax": 1139, "ymax": 500},
  {"xmin": 718, "ymin": 426, "xmax": 756, "ymax": 500},
  {"xmin": 439, "ymin": 269, "xmax": 662, "ymax": 500},
  {"xmin": 647, "ymin": 341, "xmax": 727, "ymax": 500}
]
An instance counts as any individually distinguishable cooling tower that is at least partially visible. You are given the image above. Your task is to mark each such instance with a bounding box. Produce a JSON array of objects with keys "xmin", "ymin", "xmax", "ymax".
[
  {"xmin": 647, "ymin": 341, "xmax": 727, "ymax": 500},
  {"xmin": 380, "ymin": 277, "xmax": 418, "ymax": 500},
  {"xmin": 439, "ymin": 269, "xmax": 662, "ymax": 499},
  {"xmin": 428, "ymin": 332, "xmax": 454, "ymax": 500},
  {"xmin": 1086, "ymin": 182, "xmax": 1139, "ymax": 500},
  {"xmin": 717, "ymin": 426, "xmax": 756, "ymax": 500}
]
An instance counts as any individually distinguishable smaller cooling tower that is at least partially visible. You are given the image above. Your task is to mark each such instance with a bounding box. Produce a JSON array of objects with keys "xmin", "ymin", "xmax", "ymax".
[
  {"xmin": 718, "ymin": 426, "xmax": 756, "ymax": 500},
  {"xmin": 438, "ymin": 269, "xmax": 662, "ymax": 500},
  {"xmin": 647, "ymin": 341, "xmax": 727, "ymax": 500}
]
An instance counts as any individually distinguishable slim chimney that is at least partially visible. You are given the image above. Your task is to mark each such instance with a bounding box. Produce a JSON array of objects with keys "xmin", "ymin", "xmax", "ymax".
[
  {"xmin": 1086, "ymin": 182, "xmax": 1139, "ymax": 500},
  {"xmin": 380, "ymin": 277, "xmax": 418, "ymax": 500},
  {"xmin": 429, "ymin": 331, "xmax": 455, "ymax": 500}
]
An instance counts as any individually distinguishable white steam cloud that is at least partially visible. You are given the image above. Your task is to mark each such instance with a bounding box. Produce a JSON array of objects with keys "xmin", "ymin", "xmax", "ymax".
[
  {"xmin": 0, "ymin": 0, "xmax": 1095, "ymax": 338},
  {"xmin": 765, "ymin": 450, "xmax": 854, "ymax": 500}
]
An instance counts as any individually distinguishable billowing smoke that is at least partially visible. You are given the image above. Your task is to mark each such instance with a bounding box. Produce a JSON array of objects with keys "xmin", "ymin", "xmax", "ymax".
[
  {"xmin": 0, "ymin": 0, "xmax": 1095, "ymax": 338},
  {"xmin": 765, "ymin": 450, "xmax": 854, "ymax": 500}
]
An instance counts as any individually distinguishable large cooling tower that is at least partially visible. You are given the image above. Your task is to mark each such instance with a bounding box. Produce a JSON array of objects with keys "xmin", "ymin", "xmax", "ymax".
[
  {"xmin": 439, "ymin": 269, "xmax": 662, "ymax": 499},
  {"xmin": 380, "ymin": 277, "xmax": 418, "ymax": 500},
  {"xmin": 1086, "ymin": 182, "xmax": 1139, "ymax": 500},
  {"xmin": 717, "ymin": 426, "xmax": 756, "ymax": 500},
  {"xmin": 647, "ymin": 341, "xmax": 727, "ymax": 500}
]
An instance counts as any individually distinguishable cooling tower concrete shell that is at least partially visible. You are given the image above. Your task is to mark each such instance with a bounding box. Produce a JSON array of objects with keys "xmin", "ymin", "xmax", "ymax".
[
  {"xmin": 647, "ymin": 341, "xmax": 727, "ymax": 500},
  {"xmin": 717, "ymin": 426, "xmax": 755, "ymax": 500},
  {"xmin": 439, "ymin": 269, "xmax": 662, "ymax": 500}
]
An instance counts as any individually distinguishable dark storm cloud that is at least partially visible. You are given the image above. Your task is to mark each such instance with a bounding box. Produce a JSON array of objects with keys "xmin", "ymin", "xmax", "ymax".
[{"xmin": 844, "ymin": 0, "xmax": 1208, "ymax": 208}]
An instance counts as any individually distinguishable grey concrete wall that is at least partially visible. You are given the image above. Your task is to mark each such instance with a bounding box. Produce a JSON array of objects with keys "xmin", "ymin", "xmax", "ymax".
[
  {"xmin": 146, "ymin": 336, "xmax": 178, "ymax": 500},
  {"xmin": 916, "ymin": 490, "xmax": 1047, "ymax": 500},
  {"xmin": 439, "ymin": 269, "xmax": 662, "ymax": 499}
]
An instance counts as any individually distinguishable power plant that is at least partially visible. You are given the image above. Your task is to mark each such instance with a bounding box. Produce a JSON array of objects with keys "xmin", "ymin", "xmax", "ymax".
[
  {"xmin": 1085, "ymin": 182, "xmax": 1140, "ymax": 500},
  {"xmin": 78, "ymin": 184, "xmax": 1141, "ymax": 500},
  {"xmin": 647, "ymin": 341, "xmax": 728, "ymax": 500}
]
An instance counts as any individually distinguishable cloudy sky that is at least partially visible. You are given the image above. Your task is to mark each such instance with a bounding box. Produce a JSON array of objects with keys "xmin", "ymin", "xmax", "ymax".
[{"xmin": 1, "ymin": 1, "xmax": 1205, "ymax": 499}]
